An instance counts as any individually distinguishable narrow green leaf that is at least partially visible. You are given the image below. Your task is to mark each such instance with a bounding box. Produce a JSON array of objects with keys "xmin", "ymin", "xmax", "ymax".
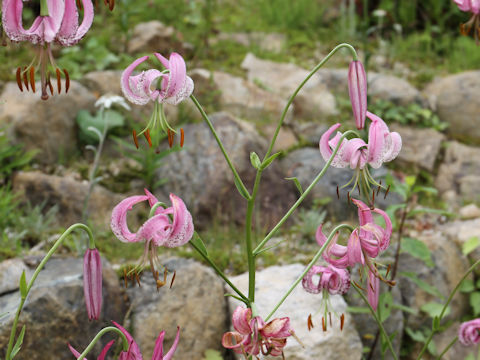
[
  {"xmin": 346, "ymin": 306, "xmax": 370, "ymax": 314},
  {"xmin": 190, "ymin": 232, "xmax": 208, "ymax": 258},
  {"xmin": 261, "ymin": 152, "xmax": 281, "ymax": 170},
  {"xmin": 470, "ymin": 292, "xmax": 480, "ymax": 316},
  {"xmin": 391, "ymin": 303, "xmax": 418, "ymax": 315},
  {"xmin": 400, "ymin": 272, "xmax": 444, "ymax": 299},
  {"xmin": 421, "ymin": 302, "xmax": 450, "ymax": 318},
  {"xmin": 285, "ymin": 177, "xmax": 303, "ymax": 195},
  {"xmin": 10, "ymin": 325, "xmax": 26, "ymax": 359},
  {"xmin": 432, "ymin": 316, "xmax": 440, "ymax": 331},
  {"xmin": 401, "ymin": 237, "xmax": 434, "ymax": 267},
  {"xmin": 459, "ymin": 278, "xmax": 475, "ymax": 293},
  {"xmin": 233, "ymin": 177, "xmax": 250, "ymax": 200},
  {"xmin": 378, "ymin": 292, "xmax": 393, "ymax": 322},
  {"xmin": 405, "ymin": 327, "xmax": 426, "ymax": 342},
  {"xmin": 250, "ymin": 152, "xmax": 261, "ymax": 170},
  {"xmin": 462, "ymin": 237, "xmax": 480, "ymax": 256},
  {"xmin": 19, "ymin": 271, "xmax": 27, "ymax": 299}
]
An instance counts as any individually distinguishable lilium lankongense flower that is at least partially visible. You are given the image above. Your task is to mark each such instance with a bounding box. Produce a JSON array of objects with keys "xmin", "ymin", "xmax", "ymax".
[
  {"xmin": 2, "ymin": 0, "xmax": 94, "ymax": 99},
  {"xmin": 110, "ymin": 189, "xmax": 194, "ymax": 288},
  {"xmin": 121, "ymin": 52, "xmax": 194, "ymax": 148},
  {"xmin": 458, "ymin": 318, "xmax": 480, "ymax": 346},
  {"xmin": 453, "ymin": 0, "xmax": 480, "ymax": 42},
  {"xmin": 302, "ymin": 264, "xmax": 350, "ymax": 295},
  {"xmin": 222, "ymin": 306, "xmax": 293, "ymax": 357},
  {"xmin": 69, "ymin": 322, "xmax": 181, "ymax": 360}
]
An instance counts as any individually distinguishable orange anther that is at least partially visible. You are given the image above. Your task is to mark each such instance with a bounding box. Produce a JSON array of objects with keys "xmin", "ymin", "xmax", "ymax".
[
  {"xmin": 23, "ymin": 67, "xmax": 29, "ymax": 90},
  {"xmin": 384, "ymin": 185, "xmax": 390, "ymax": 199},
  {"xmin": 56, "ymin": 68, "xmax": 61, "ymax": 94},
  {"xmin": 167, "ymin": 129, "xmax": 174, "ymax": 148},
  {"xmin": 123, "ymin": 268, "xmax": 128, "ymax": 288},
  {"xmin": 16, "ymin": 67, "xmax": 23, "ymax": 92},
  {"xmin": 340, "ymin": 314, "xmax": 345, "ymax": 331},
  {"xmin": 307, "ymin": 314, "xmax": 314, "ymax": 331},
  {"xmin": 322, "ymin": 316, "xmax": 327, "ymax": 332},
  {"xmin": 144, "ymin": 129, "xmax": 152, "ymax": 147},
  {"xmin": 132, "ymin": 130, "xmax": 139, "ymax": 149},
  {"xmin": 63, "ymin": 69, "xmax": 70, "ymax": 93},
  {"xmin": 170, "ymin": 270, "xmax": 176, "ymax": 289},
  {"xmin": 180, "ymin": 128, "xmax": 185, "ymax": 147},
  {"xmin": 29, "ymin": 67, "xmax": 35, "ymax": 93}
]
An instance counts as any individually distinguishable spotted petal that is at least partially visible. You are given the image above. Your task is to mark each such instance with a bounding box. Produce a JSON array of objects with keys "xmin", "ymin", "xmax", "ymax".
[{"xmin": 110, "ymin": 195, "xmax": 149, "ymax": 243}]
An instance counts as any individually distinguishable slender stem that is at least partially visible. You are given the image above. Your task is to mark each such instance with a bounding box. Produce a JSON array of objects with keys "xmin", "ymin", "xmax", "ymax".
[
  {"xmin": 5, "ymin": 224, "xmax": 94, "ymax": 360},
  {"xmin": 190, "ymin": 95, "xmax": 251, "ymax": 199},
  {"xmin": 435, "ymin": 336, "xmax": 458, "ymax": 360},
  {"xmin": 149, "ymin": 202, "xmax": 167, "ymax": 218},
  {"xmin": 40, "ymin": 0, "xmax": 49, "ymax": 16},
  {"xmin": 417, "ymin": 259, "xmax": 480, "ymax": 360},
  {"xmin": 265, "ymin": 224, "xmax": 354, "ymax": 321},
  {"xmin": 189, "ymin": 242, "xmax": 249, "ymax": 303},
  {"xmin": 263, "ymin": 43, "xmax": 358, "ymax": 160},
  {"xmin": 75, "ymin": 326, "xmax": 130, "ymax": 360},
  {"xmin": 253, "ymin": 130, "xmax": 359, "ymax": 255},
  {"xmin": 352, "ymin": 283, "xmax": 399, "ymax": 360}
]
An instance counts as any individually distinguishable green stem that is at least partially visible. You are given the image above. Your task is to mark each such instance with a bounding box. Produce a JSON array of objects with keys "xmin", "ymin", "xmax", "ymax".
[
  {"xmin": 75, "ymin": 326, "xmax": 130, "ymax": 360},
  {"xmin": 190, "ymin": 95, "xmax": 251, "ymax": 200},
  {"xmin": 265, "ymin": 224, "xmax": 354, "ymax": 321},
  {"xmin": 263, "ymin": 43, "xmax": 358, "ymax": 160},
  {"xmin": 40, "ymin": 0, "xmax": 49, "ymax": 16},
  {"xmin": 189, "ymin": 242, "xmax": 249, "ymax": 303},
  {"xmin": 5, "ymin": 224, "xmax": 94, "ymax": 360},
  {"xmin": 435, "ymin": 336, "xmax": 457, "ymax": 360},
  {"xmin": 253, "ymin": 129, "xmax": 359, "ymax": 255},
  {"xmin": 417, "ymin": 259, "xmax": 480, "ymax": 360},
  {"xmin": 149, "ymin": 202, "xmax": 167, "ymax": 218},
  {"xmin": 352, "ymin": 283, "xmax": 398, "ymax": 360}
]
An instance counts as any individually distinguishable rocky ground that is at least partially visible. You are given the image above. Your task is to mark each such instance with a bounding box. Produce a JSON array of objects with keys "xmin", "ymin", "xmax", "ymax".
[{"xmin": 1, "ymin": 21, "xmax": 480, "ymax": 360}]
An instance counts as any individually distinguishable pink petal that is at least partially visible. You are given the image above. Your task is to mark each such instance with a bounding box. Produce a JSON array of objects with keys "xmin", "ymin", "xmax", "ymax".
[
  {"xmin": 372, "ymin": 207, "xmax": 392, "ymax": 251},
  {"xmin": 221, "ymin": 331, "xmax": 245, "ymax": 351},
  {"xmin": 383, "ymin": 131, "xmax": 402, "ymax": 163},
  {"xmin": 164, "ymin": 53, "xmax": 187, "ymax": 98},
  {"xmin": 340, "ymin": 138, "xmax": 367, "ymax": 169},
  {"xmin": 347, "ymin": 230, "xmax": 365, "ymax": 266},
  {"xmin": 57, "ymin": 0, "xmax": 94, "ymax": 46},
  {"xmin": 302, "ymin": 265, "xmax": 328, "ymax": 294},
  {"xmin": 164, "ymin": 76, "xmax": 194, "ymax": 105},
  {"xmin": 319, "ymin": 123, "xmax": 350, "ymax": 168},
  {"xmin": 162, "ymin": 194, "xmax": 194, "ymax": 248},
  {"xmin": 366, "ymin": 111, "xmax": 389, "ymax": 169},
  {"xmin": 367, "ymin": 270, "xmax": 380, "ymax": 311},
  {"xmin": 232, "ymin": 306, "xmax": 253, "ymax": 335},
  {"xmin": 83, "ymin": 248, "xmax": 102, "ymax": 321},
  {"xmin": 348, "ymin": 61, "xmax": 367, "ymax": 130},
  {"xmin": 135, "ymin": 213, "xmax": 172, "ymax": 246},
  {"xmin": 316, "ymin": 225, "xmax": 349, "ymax": 268},
  {"xmin": 152, "ymin": 331, "xmax": 165, "ymax": 360},
  {"xmin": 98, "ymin": 340, "xmax": 116, "ymax": 360},
  {"xmin": 262, "ymin": 317, "xmax": 292, "ymax": 338},
  {"xmin": 2, "ymin": 0, "xmax": 27, "ymax": 42},
  {"xmin": 68, "ymin": 344, "xmax": 86, "ymax": 359},
  {"xmin": 23, "ymin": 0, "xmax": 66, "ymax": 44},
  {"xmin": 162, "ymin": 326, "xmax": 181, "ymax": 360},
  {"xmin": 110, "ymin": 195, "xmax": 149, "ymax": 243},
  {"xmin": 112, "ymin": 321, "xmax": 143, "ymax": 360},
  {"xmin": 458, "ymin": 318, "xmax": 480, "ymax": 346},
  {"xmin": 121, "ymin": 56, "xmax": 152, "ymax": 105}
]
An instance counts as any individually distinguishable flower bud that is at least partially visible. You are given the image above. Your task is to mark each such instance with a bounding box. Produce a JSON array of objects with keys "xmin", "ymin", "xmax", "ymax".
[
  {"xmin": 348, "ymin": 60, "xmax": 367, "ymax": 130},
  {"xmin": 83, "ymin": 248, "xmax": 102, "ymax": 320},
  {"xmin": 459, "ymin": 318, "xmax": 480, "ymax": 346}
]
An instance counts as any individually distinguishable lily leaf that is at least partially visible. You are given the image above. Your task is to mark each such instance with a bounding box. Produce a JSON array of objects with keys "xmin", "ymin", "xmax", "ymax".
[
  {"xmin": 261, "ymin": 152, "xmax": 281, "ymax": 170},
  {"xmin": 190, "ymin": 232, "xmax": 209, "ymax": 258},
  {"xmin": 233, "ymin": 177, "xmax": 251, "ymax": 200},
  {"xmin": 421, "ymin": 302, "xmax": 450, "ymax": 318},
  {"xmin": 285, "ymin": 177, "xmax": 303, "ymax": 195},
  {"xmin": 462, "ymin": 237, "xmax": 480, "ymax": 256},
  {"xmin": 250, "ymin": 152, "xmax": 261, "ymax": 170},
  {"xmin": 470, "ymin": 292, "xmax": 480, "ymax": 316},
  {"xmin": 10, "ymin": 325, "xmax": 26, "ymax": 359},
  {"xmin": 401, "ymin": 237, "xmax": 434, "ymax": 268},
  {"xmin": 19, "ymin": 271, "xmax": 27, "ymax": 299}
]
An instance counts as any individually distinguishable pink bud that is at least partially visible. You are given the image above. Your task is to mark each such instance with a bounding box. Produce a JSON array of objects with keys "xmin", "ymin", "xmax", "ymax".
[
  {"xmin": 83, "ymin": 248, "xmax": 102, "ymax": 321},
  {"xmin": 348, "ymin": 61, "xmax": 367, "ymax": 130}
]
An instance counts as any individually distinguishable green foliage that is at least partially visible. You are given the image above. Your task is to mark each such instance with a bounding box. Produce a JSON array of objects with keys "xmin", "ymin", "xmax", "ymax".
[
  {"xmin": 0, "ymin": 186, "xmax": 19, "ymax": 230},
  {"xmin": 420, "ymin": 302, "xmax": 450, "ymax": 318},
  {"xmin": 401, "ymin": 237, "xmax": 434, "ymax": 268},
  {"xmin": 462, "ymin": 237, "xmax": 480, "ymax": 256},
  {"xmin": 370, "ymin": 99, "xmax": 448, "ymax": 131},
  {"xmin": 202, "ymin": 349, "xmax": 223, "ymax": 360},
  {"xmin": 76, "ymin": 109, "xmax": 126, "ymax": 144},
  {"xmin": 0, "ymin": 129, "xmax": 36, "ymax": 184}
]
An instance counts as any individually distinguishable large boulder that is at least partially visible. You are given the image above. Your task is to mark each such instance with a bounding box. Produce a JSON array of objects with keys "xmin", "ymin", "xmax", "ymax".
[
  {"xmin": 226, "ymin": 264, "xmax": 363, "ymax": 360},
  {"xmin": 127, "ymin": 20, "xmax": 187, "ymax": 55},
  {"xmin": 12, "ymin": 171, "xmax": 124, "ymax": 228},
  {"xmin": 214, "ymin": 32, "xmax": 286, "ymax": 53},
  {"xmin": 155, "ymin": 112, "xmax": 298, "ymax": 228},
  {"xmin": 425, "ymin": 71, "xmax": 480, "ymax": 143},
  {"xmin": 0, "ymin": 257, "xmax": 126, "ymax": 360},
  {"xmin": 435, "ymin": 141, "xmax": 480, "ymax": 204},
  {"xmin": 390, "ymin": 124, "xmax": 445, "ymax": 172},
  {"xmin": 126, "ymin": 257, "xmax": 229, "ymax": 359},
  {"xmin": 0, "ymin": 81, "xmax": 95, "ymax": 165},
  {"xmin": 241, "ymin": 53, "xmax": 337, "ymax": 121}
]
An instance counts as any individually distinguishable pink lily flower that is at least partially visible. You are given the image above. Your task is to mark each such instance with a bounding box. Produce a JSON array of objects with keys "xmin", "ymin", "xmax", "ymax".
[
  {"xmin": 319, "ymin": 112, "xmax": 401, "ymax": 170},
  {"xmin": 121, "ymin": 52, "xmax": 194, "ymax": 148},
  {"xmin": 2, "ymin": 0, "xmax": 94, "ymax": 99},
  {"xmin": 454, "ymin": 0, "xmax": 480, "ymax": 42},
  {"xmin": 222, "ymin": 306, "xmax": 293, "ymax": 357},
  {"xmin": 110, "ymin": 189, "xmax": 194, "ymax": 287},
  {"xmin": 317, "ymin": 199, "xmax": 392, "ymax": 269},
  {"xmin": 348, "ymin": 60, "xmax": 367, "ymax": 130},
  {"xmin": 302, "ymin": 264, "xmax": 350, "ymax": 295},
  {"xmin": 69, "ymin": 322, "xmax": 181, "ymax": 360},
  {"xmin": 83, "ymin": 248, "xmax": 102, "ymax": 321},
  {"xmin": 459, "ymin": 318, "xmax": 480, "ymax": 346}
]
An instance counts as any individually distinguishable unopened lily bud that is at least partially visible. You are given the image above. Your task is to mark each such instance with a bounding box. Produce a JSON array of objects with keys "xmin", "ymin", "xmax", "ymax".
[
  {"xmin": 348, "ymin": 60, "xmax": 367, "ymax": 130},
  {"xmin": 83, "ymin": 248, "xmax": 102, "ymax": 320}
]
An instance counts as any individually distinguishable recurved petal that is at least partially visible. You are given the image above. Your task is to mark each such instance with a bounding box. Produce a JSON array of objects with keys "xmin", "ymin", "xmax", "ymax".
[
  {"xmin": 57, "ymin": 0, "xmax": 79, "ymax": 43},
  {"xmin": 136, "ymin": 213, "xmax": 171, "ymax": 246},
  {"xmin": 111, "ymin": 195, "xmax": 149, "ymax": 243},
  {"xmin": 163, "ymin": 75, "xmax": 194, "ymax": 105},
  {"xmin": 163, "ymin": 326, "xmax": 181, "ymax": 360},
  {"xmin": 2, "ymin": 0, "xmax": 27, "ymax": 42},
  {"xmin": 152, "ymin": 331, "xmax": 165, "ymax": 360},
  {"xmin": 319, "ymin": 123, "xmax": 350, "ymax": 167},
  {"xmin": 121, "ymin": 56, "xmax": 151, "ymax": 105},
  {"xmin": 262, "ymin": 317, "xmax": 292, "ymax": 338},
  {"xmin": 68, "ymin": 344, "xmax": 87, "ymax": 360},
  {"xmin": 98, "ymin": 340, "xmax": 116, "ymax": 360},
  {"xmin": 232, "ymin": 306, "xmax": 253, "ymax": 335},
  {"xmin": 340, "ymin": 138, "xmax": 367, "ymax": 169},
  {"xmin": 162, "ymin": 194, "xmax": 194, "ymax": 248},
  {"xmin": 302, "ymin": 265, "xmax": 328, "ymax": 294},
  {"xmin": 383, "ymin": 131, "xmax": 402, "ymax": 163},
  {"xmin": 372, "ymin": 207, "xmax": 392, "ymax": 251},
  {"xmin": 112, "ymin": 321, "xmax": 143, "ymax": 360},
  {"xmin": 222, "ymin": 331, "xmax": 246, "ymax": 351},
  {"xmin": 347, "ymin": 230, "xmax": 365, "ymax": 266},
  {"xmin": 164, "ymin": 52, "xmax": 187, "ymax": 98},
  {"xmin": 366, "ymin": 111, "xmax": 389, "ymax": 169}
]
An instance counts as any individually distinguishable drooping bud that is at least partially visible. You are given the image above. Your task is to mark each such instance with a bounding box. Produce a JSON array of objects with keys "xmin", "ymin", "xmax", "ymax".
[
  {"xmin": 83, "ymin": 248, "xmax": 102, "ymax": 320},
  {"xmin": 348, "ymin": 61, "xmax": 367, "ymax": 130}
]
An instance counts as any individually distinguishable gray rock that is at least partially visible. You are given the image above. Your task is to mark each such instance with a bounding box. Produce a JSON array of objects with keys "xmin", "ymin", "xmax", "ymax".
[
  {"xmin": 155, "ymin": 112, "xmax": 297, "ymax": 228},
  {"xmin": 12, "ymin": 171, "xmax": 124, "ymax": 228},
  {"xmin": 127, "ymin": 20, "xmax": 185, "ymax": 55},
  {"xmin": 0, "ymin": 81, "xmax": 95, "ymax": 164},
  {"xmin": 82, "ymin": 70, "xmax": 123, "ymax": 95},
  {"xmin": 226, "ymin": 264, "xmax": 363, "ymax": 360},
  {"xmin": 126, "ymin": 257, "xmax": 228, "ymax": 359},
  {"xmin": 397, "ymin": 229, "xmax": 471, "ymax": 330},
  {"xmin": 440, "ymin": 218, "xmax": 480, "ymax": 270},
  {"xmin": 241, "ymin": 53, "xmax": 337, "ymax": 121},
  {"xmin": 425, "ymin": 71, "xmax": 480, "ymax": 143},
  {"xmin": 0, "ymin": 257, "xmax": 126, "ymax": 360},
  {"xmin": 212, "ymin": 71, "xmax": 293, "ymax": 124},
  {"xmin": 459, "ymin": 204, "xmax": 480, "ymax": 220},
  {"xmin": 435, "ymin": 141, "xmax": 480, "ymax": 203},
  {"xmin": 215, "ymin": 32, "xmax": 286, "ymax": 53},
  {"xmin": 368, "ymin": 73, "xmax": 423, "ymax": 106},
  {"xmin": 0, "ymin": 258, "xmax": 32, "ymax": 295},
  {"xmin": 390, "ymin": 124, "xmax": 445, "ymax": 172}
]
